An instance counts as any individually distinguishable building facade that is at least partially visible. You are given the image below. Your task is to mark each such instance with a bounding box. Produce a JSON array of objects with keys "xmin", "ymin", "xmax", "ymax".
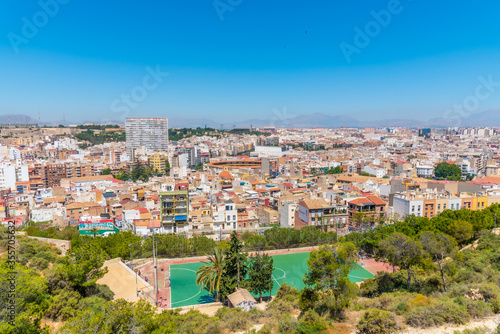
[
  {"xmin": 125, "ymin": 118, "xmax": 169, "ymax": 158},
  {"xmin": 160, "ymin": 190, "xmax": 189, "ymax": 233}
]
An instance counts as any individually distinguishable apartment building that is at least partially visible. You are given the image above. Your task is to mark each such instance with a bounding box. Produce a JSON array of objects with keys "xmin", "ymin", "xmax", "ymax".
[
  {"xmin": 65, "ymin": 163, "xmax": 95, "ymax": 179},
  {"xmin": 297, "ymin": 199, "xmax": 336, "ymax": 230},
  {"xmin": 347, "ymin": 196, "xmax": 387, "ymax": 221},
  {"xmin": 279, "ymin": 201, "xmax": 297, "ymax": 228},
  {"xmin": 416, "ymin": 165, "xmax": 434, "ymax": 178},
  {"xmin": 262, "ymin": 157, "xmax": 279, "ymax": 178},
  {"xmin": 148, "ymin": 152, "xmax": 168, "ymax": 173},
  {"xmin": 392, "ymin": 191, "xmax": 489, "ymax": 218},
  {"xmin": 160, "ymin": 190, "xmax": 189, "ymax": 233},
  {"xmin": 34, "ymin": 164, "xmax": 67, "ymax": 188},
  {"xmin": 125, "ymin": 118, "xmax": 169, "ymax": 158},
  {"xmin": 212, "ymin": 200, "xmax": 238, "ymax": 231}
]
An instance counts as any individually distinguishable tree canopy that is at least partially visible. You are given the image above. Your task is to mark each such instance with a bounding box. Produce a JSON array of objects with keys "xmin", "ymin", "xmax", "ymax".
[{"xmin": 434, "ymin": 162, "xmax": 462, "ymax": 181}]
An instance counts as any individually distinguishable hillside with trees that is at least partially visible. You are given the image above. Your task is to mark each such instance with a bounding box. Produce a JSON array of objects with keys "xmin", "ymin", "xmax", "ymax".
[{"xmin": 6, "ymin": 204, "xmax": 500, "ymax": 333}]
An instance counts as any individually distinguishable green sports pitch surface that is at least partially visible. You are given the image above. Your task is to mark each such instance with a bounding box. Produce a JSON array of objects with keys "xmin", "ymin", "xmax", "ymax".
[{"xmin": 169, "ymin": 252, "xmax": 374, "ymax": 308}]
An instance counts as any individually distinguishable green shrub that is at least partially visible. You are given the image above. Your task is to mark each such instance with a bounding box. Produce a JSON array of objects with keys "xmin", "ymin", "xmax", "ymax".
[
  {"xmin": 405, "ymin": 301, "xmax": 469, "ymax": 328},
  {"xmin": 359, "ymin": 271, "xmax": 408, "ymax": 297},
  {"xmin": 453, "ymin": 326, "xmax": 489, "ymax": 334},
  {"xmin": 45, "ymin": 289, "xmax": 81, "ymax": 320},
  {"xmin": 258, "ymin": 323, "xmax": 275, "ymax": 334},
  {"xmin": 296, "ymin": 309, "xmax": 328, "ymax": 334},
  {"xmin": 357, "ymin": 309, "xmax": 398, "ymax": 334},
  {"xmin": 266, "ymin": 298, "xmax": 294, "ymax": 319},
  {"xmin": 462, "ymin": 299, "xmax": 491, "ymax": 319},
  {"xmin": 215, "ymin": 307, "xmax": 256, "ymax": 332},
  {"xmin": 77, "ymin": 296, "xmax": 106, "ymax": 313},
  {"xmin": 275, "ymin": 283, "xmax": 300, "ymax": 303},
  {"xmin": 422, "ymin": 276, "xmax": 443, "ymax": 295},
  {"xmin": 30, "ymin": 257, "xmax": 49, "ymax": 271},
  {"xmin": 85, "ymin": 284, "xmax": 114, "ymax": 301},
  {"xmin": 36, "ymin": 250, "xmax": 58, "ymax": 263},
  {"xmin": 490, "ymin": 298, "xmax": 500, "ymax": 314},
  {"xmin": 395, "ymin": 301, "xmax": 409, "ymax": 315},
  {"xmin": 278, "ymin": 313, "xmax": 298, "ymax": 334}
]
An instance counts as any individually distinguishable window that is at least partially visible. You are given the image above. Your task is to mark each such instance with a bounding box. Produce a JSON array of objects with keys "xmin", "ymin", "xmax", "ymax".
[
  {"xmin": 418, "ymin": 205, "xmax": 421, "ymax": 211},
  {"xmin": 227, "ymin": 216, "xmax": 231, "ymax": 221},
  {"xmin": 443, "ymin": 204, "xmax": 446, "ymax": 210},
  {"xmin": 233, "ymin": 215, "xmax": 236, "ymax": 221},
  {"xmin": 437, "ymin": 204, "xmax": 441, "ymax": 210},
  {"xmin": 412, "ymin": 205, "xmax": 415, "ymax": 212},
  {"xmin": 451, "ymin": 204, "xmax": 454, "ymax": 209}
]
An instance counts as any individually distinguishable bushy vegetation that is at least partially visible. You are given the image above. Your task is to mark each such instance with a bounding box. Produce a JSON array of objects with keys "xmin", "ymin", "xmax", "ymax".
[
  {"xmin": 75, "ymin": 128, "xmax": 125, "ymax": 145},
  {"xmin": 357, "ymin": 308, "xmax": 398, "ymax": 334},
  {"xmin": 0, "ymin": 229, "xmax": 113, "ymax": 333},
  {"xmin": 10, "ymin": 204, "xmax": 500, "ymax": 333}
]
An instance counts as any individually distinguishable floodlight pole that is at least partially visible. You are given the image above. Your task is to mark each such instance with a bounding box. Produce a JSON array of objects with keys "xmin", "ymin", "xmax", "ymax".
[{"xmin": 152, "ymin": 231, "xmax": 159, "ymax": 306}]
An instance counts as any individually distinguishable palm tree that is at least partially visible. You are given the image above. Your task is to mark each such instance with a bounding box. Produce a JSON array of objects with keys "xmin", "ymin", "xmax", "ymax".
[{"xmin": 196, "ymin": 247, "xmax": 225, "ymax": 302}]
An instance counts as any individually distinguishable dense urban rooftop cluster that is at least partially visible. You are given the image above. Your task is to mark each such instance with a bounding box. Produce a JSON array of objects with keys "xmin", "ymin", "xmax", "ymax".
[{"xmin": 1, "ymin": 120, "xmax": 500, "ymax": 240}]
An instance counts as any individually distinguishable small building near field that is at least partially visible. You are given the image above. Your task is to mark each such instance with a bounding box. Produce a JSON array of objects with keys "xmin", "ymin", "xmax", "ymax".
[{"xmin": 227, "ymin": 288, "xmax": 257, "ymax": 311}]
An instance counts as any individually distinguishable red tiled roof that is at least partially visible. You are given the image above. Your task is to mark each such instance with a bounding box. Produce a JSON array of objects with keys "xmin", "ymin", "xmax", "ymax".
[
  {"xmin": 350, "ymin": 198, "xmax": 372, "ymax": 205},
  {"xmin": 148, "ymin": 220, "xmax": 161, "ymax": 228},
  {"xmin": 366, "ymin": 195, "xmax": 387, "ymax": 206}
]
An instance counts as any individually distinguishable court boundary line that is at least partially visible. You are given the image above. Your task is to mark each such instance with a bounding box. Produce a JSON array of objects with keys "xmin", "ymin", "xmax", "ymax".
[
  {"xmin": 273, "ymin": 267, "xmax": 287, "ymax": 280},
  {"xmin": 168, "ymin": 251, "xmax": 376, "ymax": 308},
  {"xmin": 171, "ymin": 290, "xmax": 203, "ymax": 305},
  {"xmin": 170, "ymin": 266, "xmax": 204, "ymax": 306}
]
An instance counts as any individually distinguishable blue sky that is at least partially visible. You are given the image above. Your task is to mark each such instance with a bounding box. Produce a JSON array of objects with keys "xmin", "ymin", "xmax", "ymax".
[{"xmin": 1, "ymin": 0, "xmax": 500, "ymax": 124}]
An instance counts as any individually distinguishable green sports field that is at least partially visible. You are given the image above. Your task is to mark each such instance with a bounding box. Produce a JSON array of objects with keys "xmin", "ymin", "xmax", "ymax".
[{"xmin": 170, "ymin": 251, "xmax": 374, "ymax": 308}]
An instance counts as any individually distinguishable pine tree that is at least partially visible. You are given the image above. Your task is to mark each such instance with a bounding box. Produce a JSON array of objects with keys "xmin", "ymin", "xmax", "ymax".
[
  {"xmin": 220, "ymin": 231, "xmax": 247, "ymax": 300},
  {"xmin": 248, "ymin": 252, "xmax": 274, "ymax": 302}
]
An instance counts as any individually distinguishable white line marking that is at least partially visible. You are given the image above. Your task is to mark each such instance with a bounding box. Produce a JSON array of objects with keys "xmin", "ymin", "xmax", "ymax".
[{"xmin": 171, "ymin": 290, "xmax": 202, "ymax": 305}]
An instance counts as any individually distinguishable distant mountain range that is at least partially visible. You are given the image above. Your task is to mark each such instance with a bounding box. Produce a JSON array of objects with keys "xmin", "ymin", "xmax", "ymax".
[
  {"xmin": 2, "ymin": 110, "xmax": 500, "ymax": 129},
  {"xmin": 168, "ymin": 110, "xmax": 500, "ymax": 128}
]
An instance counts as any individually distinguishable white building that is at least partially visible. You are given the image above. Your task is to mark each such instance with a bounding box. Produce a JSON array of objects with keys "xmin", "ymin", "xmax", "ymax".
[
  {"xmin": 8, "ymin": 148, "xmax": 21, "ymax": 160},
  {"xmin": 254, "ymin": 146, "xmax": 287, "ymax": 158},
  {"xmin": 416, "ymin": 165, "xmax": 434, "ymax": 178},
  {"xmin": 361, "ymin": 166, "xmax": 387, "ymax": 178},
  {"xmin": 15, "ymin": 165, "xmax": 29, "ymax": 182},
  {"xmin": 212, "ymin": 200, "xmax": 237, "ymax": 232},
  {"xmin": 125, "ymin": 117, "xmax": 169, "ymax": 157},
  {"xmin": 279, "ymin": 201, "xmax": 297, "ymax": 228},
  {"xmin": 122, "ymin": 209, "xmax": 140, "ymax": 230},
  {"xmin": 0, "ymin": 163, "xmax": 16, "ymax": 190}
]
